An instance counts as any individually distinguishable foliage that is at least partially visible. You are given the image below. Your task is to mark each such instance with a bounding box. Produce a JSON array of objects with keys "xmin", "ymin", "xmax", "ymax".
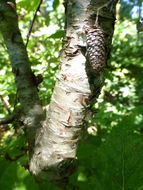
[{"xmin": 0, "ymin": 0, "xmax": 143, "ymax": 189}]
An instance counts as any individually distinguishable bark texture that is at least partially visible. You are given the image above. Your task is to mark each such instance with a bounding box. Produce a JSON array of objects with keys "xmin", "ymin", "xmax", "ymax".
[
  {"xmin": 0, "ymin": 0, "xmax": 44, "ymax": 153},
  {"xmin": 29, "ymin": 0, "xmax": 118, "ymax": 183},
  {"xmin": 0, "ymin": 0, "xmax": 118, "ymax": 184}
]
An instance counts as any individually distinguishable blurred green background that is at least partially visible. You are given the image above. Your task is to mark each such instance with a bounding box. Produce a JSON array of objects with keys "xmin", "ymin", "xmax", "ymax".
[{"xmin": 0, "ymin": 0, "xmax": 143, "ymax": 189}]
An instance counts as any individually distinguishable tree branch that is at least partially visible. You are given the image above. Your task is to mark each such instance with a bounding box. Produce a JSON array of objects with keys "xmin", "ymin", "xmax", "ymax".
[
  {"xmin": 0, "ymin": 0, "xmax": 44, "ymax": 152},
  {"xmin": 0, "ymin": 107, "xmax": 21, "ymax": 125},
  {"xmin": 0, "ymin": 114, "xmax": 15, "ymax": 125},
  {"xmin": 0, "ymin": 95, "xmax": 11, "ymax": 114},
  {"xmin": 26, "ymin": 0, "xmax": 43, "ymax": 47}
]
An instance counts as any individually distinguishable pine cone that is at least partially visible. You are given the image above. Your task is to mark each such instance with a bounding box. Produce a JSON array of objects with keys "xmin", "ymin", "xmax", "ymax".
[{"xmin": 86, "ymin": 26, "xmax": 105, "ymax": 72}]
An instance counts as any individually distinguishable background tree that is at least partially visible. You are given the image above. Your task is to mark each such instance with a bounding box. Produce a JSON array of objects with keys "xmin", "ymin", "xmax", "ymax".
[{"xmin": 0, "ymin": 0, "xmax": 143, "ymax": 190}]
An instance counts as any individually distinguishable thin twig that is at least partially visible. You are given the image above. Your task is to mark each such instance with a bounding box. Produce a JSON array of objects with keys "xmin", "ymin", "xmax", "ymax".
[
  {"xmin": 0, "ymin": 107, "xmax": 21, "ymax": 125},
  {"xmin": 0, "ymin": 95, "xmax": 11, "ymax": 114},
  {"xmin": 95, "ymin": 0, "xmax": 115, "ymax": 25},
  {"xmin": 137, "ymin": 0, "xmax": 142, "ymax": 43},
  {"xmin": 5, "ymin": 152, "xmax": 25, "ymax": 162},
  {"xmin": 26, "ymin": 0, "xmax": 43, "ymax": 47},
  {"xmin": 0, "ymin": 114, "xmax": 15, "ymax": 125}
]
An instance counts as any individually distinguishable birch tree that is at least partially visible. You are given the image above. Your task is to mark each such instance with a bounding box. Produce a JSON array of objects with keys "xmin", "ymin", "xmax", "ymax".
[{"xmin": 0, "ymin": 0, "xmax": 118, "ymax": 185}]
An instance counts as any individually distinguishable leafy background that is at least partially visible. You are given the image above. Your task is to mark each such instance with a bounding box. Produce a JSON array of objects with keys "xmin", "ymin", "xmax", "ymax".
[{"xmin": 0, "ymin": 0, "xmax": 143, "ymax": 189}]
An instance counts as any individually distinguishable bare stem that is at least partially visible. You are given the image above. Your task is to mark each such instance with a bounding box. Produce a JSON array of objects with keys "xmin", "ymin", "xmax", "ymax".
[{"xmin": 26, "ymin": 0, "xmax": 43, "ymax": 47}]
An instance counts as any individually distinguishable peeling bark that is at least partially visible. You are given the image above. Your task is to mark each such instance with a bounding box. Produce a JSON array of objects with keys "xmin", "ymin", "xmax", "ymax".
[
  {"xmin": 0, "ymin": 0, "xmax": 118, "ymax": 185},
  {"xmin": 29, "ymin": 0, "xmax": 118, "ymax": 183}
]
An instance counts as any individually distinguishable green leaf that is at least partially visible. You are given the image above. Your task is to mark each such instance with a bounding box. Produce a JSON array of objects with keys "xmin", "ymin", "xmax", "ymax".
[
  {"xmin": 53, "ymin": 0, "xmax": 60, "ymax": 10},
  {"xmin": 75, "ymin": 116, "xmax": 143, "ymax": 190},
  {"xmin": 0, "ymin": 162, "xmax": 39, "ymax": 190},
  {"xmin": 17, "ymin": 0, "xmax": 40, "ymax": 11},
  {"xmin": 49, "ymin": 30, "xmax": 64, "ymax": 39}
]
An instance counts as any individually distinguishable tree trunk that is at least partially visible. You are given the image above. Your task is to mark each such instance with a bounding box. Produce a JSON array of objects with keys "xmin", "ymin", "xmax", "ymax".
[
  {"xmin": 30, "ymin": 0, "xmax": 118, "ymax": 183},
  {"xmin": 0, "ymin": 0, "xmax": 118, "ymax": 185}
]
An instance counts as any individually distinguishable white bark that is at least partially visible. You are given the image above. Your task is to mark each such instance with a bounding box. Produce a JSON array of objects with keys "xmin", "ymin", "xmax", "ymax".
[
  {"xmin": 30, "ymin": 0, "xmax": 91, "ymax": 181},
  {"xmin": 29, "ymin": 0, "xmax": 118, "ymax": 182},
  {"xmin": 0, "ymin": 0, "xmax": 118, "ymax": 185}
]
